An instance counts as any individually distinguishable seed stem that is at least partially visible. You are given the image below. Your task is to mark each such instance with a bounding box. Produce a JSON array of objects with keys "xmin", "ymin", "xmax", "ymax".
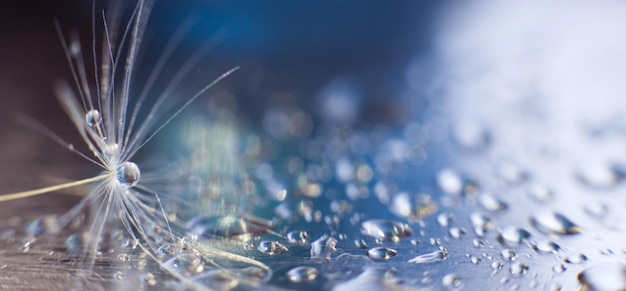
[{"xmin": 0, "ymin": 173, "xmax": 112, "ymax": 202}]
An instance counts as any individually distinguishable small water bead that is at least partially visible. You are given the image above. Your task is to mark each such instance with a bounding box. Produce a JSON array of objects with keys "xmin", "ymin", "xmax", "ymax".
[
  {"xmin": 530, "ymin": 240, "xmax": 560, "ymax": 253},
  {"xmin": 442, "ymin": 273, "xmax": 462, "ymax": 288},
  {"xmin": 552, "ymin": 264, "xmax": 566, "ymax": 274},
  {"xmin": 389, "ymin": 192, "xmax": 438, "ymax": 221},
  {"xmin": 527, "ymin": 184, "xmax": 555, "ymax": 202},
  {"xmin": 564, "ymin": 253, "xmax": 588, "ymax": 264},
  {"xmin": 408, "ymin": 250, "xmax": 449, "ymax": 264},
  {"xmin": 141, "ymin": 272, "xmax": 157, "ymax": 286},
  {"xmin": 354, "ymin": 239, "xmax": 368, "ymax": 249},
  {"xmin": 360, "ymin": 219, "xmax": 413, "ymax": 242},
  {"xmin": 85, "ymin": 109, "xmax": 102, "ymax": 127},
  {"xmin": 257, "ymin": 241, "xmax": 288, "ymax": 255},
  {"xmin": 117, "ymin": 253, "xmax": 131, "ymax": 262},
  {"xmin": 116, "ymin": 161, "xmax": 140, "ymax": 187},
  {"xmin": 470, "ymin": 256, "xmax": 481, "ymax": 264},
  {"xmin": 478, "ymin": 194, "xmax": 508, "ymax": 212},
  {"xmin": 437, "ymin": 168, "xmax": 463, "ymax": 195},
  {"xmin": 578, "ymin": 264, "xmax": 626, "ymax": 291},
  {"xmin": 577, "ymin": 163, "xmax": 621, "ymax": 189},
  {"xmin": 448, "ymin": 227, "xmax": 466, "ymax": 239},
  {"xmin": 437, "ymin": 213, "xmax": 454, "ymax": 227},
  {"xmin": 286, "ymin": 266, "xmax": 319, "ymax": 283},
  {"xmin": 366, "ymin": 247, "xmax": 398, "ymax": 260},
  {"xmin": 510, "ymin": 262, "xmax": 529, "ymax": 276},
  {"xmin": 498, "ymin": 162, "xmax": 528, "ymax": 184},
  {"xmin": 470, "ymin": 212, "xmax": 494, "ymax": 237},
  {"xmin": 113, "ymin": 271, "xmax": 124, "ymax": 280},
  {"xmin": 310, "ymin": 235, "xmax": 337, "ymax": 261},
  {"xmin": 496, "ymin": 226, "xmax": 531, "ymax": 245},
  {"xmin": 501, "ymin": 249, "xmax": 517, "ymax": 261},
  {"xmin": 530, "ymin": 211, "xmax": 581, "ymax": 235},
  {"xmin": 452, "ymin": 120, "xmax": 491, "ymax": 150},
  {"xmin": 286, "ymin": 231, "xmax": 309, "ymax": 244},
  {"xmin": 162, "ymin": 253, "xmax": 205, "ymax": 276},
  {"xmin": 65, "ymin": 233, "xmax": 82, "ymax": 257}
]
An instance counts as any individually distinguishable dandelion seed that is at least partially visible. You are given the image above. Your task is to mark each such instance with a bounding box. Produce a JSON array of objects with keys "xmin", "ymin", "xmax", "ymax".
[{"xmin": 0, "ymin": 0, "xmax": 270, "ymax": 288}]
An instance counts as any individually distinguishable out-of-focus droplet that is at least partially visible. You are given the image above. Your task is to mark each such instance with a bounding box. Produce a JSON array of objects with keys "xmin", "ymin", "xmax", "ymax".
[
  {"xmin": 478, "ymin": 193, "xmax": 508, "ymax": 212},
  {"xmin": 437, "ymin": 213, "xmax": 454, "ymax": 227},
  {"xmin": 442, "ymin": 273, "xmax": 462, "ymax": 288},
  {"xmin": 185, "ymin": 215, "xmax": 272, "ymax": 241},
  {"xmin": 448, "ymin": 227, "xmax": 466, "ymax": 239},
  {"xmin": 366, "ymin": 247, "xmax": 398, "ymax": 260},
  {"xmin": 577, "ymin": 163, "xmax": 620, "ymax": 189},
  {"xmin": 552, "ymin": 264, "xmax": 566, "ymax": 274},
  {"xmin": 360, "ymin": 219, "xmax": 413, "ymax": 242},
  {"xmin": 257, "ymin": 241, "xmax": 288, "ymax": 255},
  {"xmin": 408, "ymin": 250, "xmax": 449, "ymax": 264},
  {"xmin": 501, "ymin": 249, "xmax": 517, "ymax": 261},
  {"xmin": 564, "ymin": 253, "xmax": 588, "ymax": 264},
  {"xmin": 510, "ymin": 262, "xmax": 529, "ymax": 276},
  {"xmin": 311, "ymin": 235, "xmax": 337, "ymax": 261},
  {"xmin": 578, "ymin": 264, "xmax": 626, "ymax": 291},
  {"xmin": 530, "ymin": 211, "xmax": 581, "ymax": 235},
  {"xmin": 452, "ymin": 120, "xmax": 491, "ymax": 150},
  {"xmin": 141, "ymin": 272, "xmax": 157, "ymax": 286},
  {"xmin": 470, "ymin": 212, "xmax": 494, "ymax": 237},
  {"xmin": 389, "ymin": 192, "xmax": 438, "ymax": 220},
  {"xmin": 287, "ymin": 266, "xmax": 319, "ymax": 283},
  {"xmin": 527, "ymin": 184, "xmax": 555, "ymax": 202},
  {"xmin": 437, "ymin": 168, "xmax": 463, "ymax": 195},
  {"xmin": 585, "ymin": 202, "xmax": 609, "ymax": 219},
  {"xmin": 530, "ymin": 240, "xmax": 560, "ymax": 253},
  {"xmin": 497, "ymin": 226, "xmax": 531, "ymax": 245},
  {"xmin": 286, "ymin": 231, "xmax": 309, "ymax": 244},
  {"xmin": 354, "ymin": 239, "xmax": 368, "ymax": 249}
]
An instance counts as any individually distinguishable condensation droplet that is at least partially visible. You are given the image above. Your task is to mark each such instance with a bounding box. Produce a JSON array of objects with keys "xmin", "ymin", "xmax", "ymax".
[
  {"xmin": 85, "ymin": 109, "xmax": 102, "ymax": 127},
  {"xmin": 257, "ymin": 241, "xmax": 288, "ymax": 255},
  {"xmin": 437, "ymin": 168, "xmax": 463, "ymax": 195},
  {"xmin": 501, "ymin": 249, "xmax": 517, "ymax": 261},
  {"xmin": 360, "ymin": 219, "xmax": 413, "ymax": 242},
  {"xmin": 564, "ymin": 253, "xmax": 588, "ymax": 264},
  {"xmin": 448, "ymin": 227, "xmax": 466, "ymax": 239},
  {"xmin": 442, "ymin": 273, "xmax": 462, "ymax": 288},
  {"xmin": 527, "ymin": 184, "xmax": 555, "ymax": 202},
  {"xmin": 578, "ymin": 264, "xmax": 626, "ymax": 291},
  {"xmin": 366, "ymin": 247, "xmax": 398, "ymax": 260},
  {"xmin": 116, "ymin": 161, "xmax": 140, "ymax": 187},
  {"xmin": 470, "ymin": 256, "xmax": 481, "ymax": 264},
  {"xmin": 408, "ymin": 249, "xmax": 449, "ymax": 264},
  {"xmin": 530, "ymin": 240, "xmax": 560, "ymax": 254},
  {"xmin": 478, "ymin": 194, "xmax": 508, "ymax": 212},
  {"xmin": 510, "ymin": 262, "xmax": 529, "ymax": 276},
  {"xmin": 310, "ymin": 235, "xmax": 337, "ymax": 261},
  {"xmin": 141, "ymin": 272, "xmax": 157, "ymax": 286},
  {"xmin": 497, "ymin": 226, "xmax": 531, "ymax": 245},
  {"xmin": 437, "ymin": 213, "xmax": 454, "ymax": 227},
  {"xmin": 286, "ymin": 231, "xmax": 309, "ymax": 244},
  {"xmin": 577, "ymin": 164, "xmax": 620, "ymax": 189},
  {"xmin": 552, "ymin": 264, "xmax": 566, "ymax": 274},
  {"xmin": 389, "ymin": 192, "xmax": 438, "ymax": 220},
  {"xmin": 354, "ymin": 239, "xmax": 368, "ymax": 249},
  {"xmin": 470, "ymin": 212, "xmax": 494, "ymax": 237},
  {"xmin": 287, "ymin": 266, "xmax": 319, "ymax": 283},
  {"xmin": 530, "ymin": 211, "xmax": 581, "ymax": 235}
]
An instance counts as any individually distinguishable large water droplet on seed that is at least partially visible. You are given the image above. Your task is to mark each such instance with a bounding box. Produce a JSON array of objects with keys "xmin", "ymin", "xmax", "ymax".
[
  {"xmin": 85, "ymin": 109, "xmax": 102, "ymax": 127},
  {"xmin": 116, "ymin": 161, "xmax": 140, "ymax": 187}
]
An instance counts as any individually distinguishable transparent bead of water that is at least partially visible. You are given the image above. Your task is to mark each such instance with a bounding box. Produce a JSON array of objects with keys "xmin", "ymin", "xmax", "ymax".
[
  {"xmin": 360, "ymin": 219, "xmax": 413, "ymax": 242},
  {"xmin": 448, "ymin": 227, "xmax": 466, "ymax": 239},
  {"xmin": 437, "ymin": 168, "xmax": 463, "ymax": 195},
  {"xmin": 564, "ymin": 253, "xmax": 588, "ymax": 264},
  {"xmin": 530, "ymin": 211, "xmax": 581, "ymax": 235},
  {"xmin": 578, "ymin": 264, "xmax": 626, "ymax": 291},
  {"xmin": 141, "ymin": 272, "xmax": 157, "ymax": 286},
  {"xmin": 496, "ymin": 226, "xmax": 531, "ymax": 245},
  {"xmin": 286, "ymin": 266, "xmax": 319, "ymax": 283},
  {"xmin": 257, "ymin": 241, "xmax": 288, "ymax": 255},
  {"xmin": 286, "ymin": 231, "xmax": 309, "ymax": 244},
  {"xmin": 310, "ymin": 235, "xmax": 337, "ymax": 261},
  {"xmin": 501, "ymin": 249, "xmax": 517, "ymax": 261},
  {"xmin": 408, "ymin": 249, "xmax": 448, "ymax": 264},
  {"xmin": 478, "ymin": 193, "xmax": 508, "ymax": 212},
  {"xmin": 117, "ymin": 161, "xmax": 140, "ymax": 187},
  {"xmin": 85, "ymin": 109, "xmax": 102, "ymax": 127},
  {"xmin": 442, "ymin": 273, "xmax": 462, "ymax": 288},
  {"xmin": 510, "ymin": 262, "xmax": 529, "ymax": 276},
  {"xmin": 366, "ymin": 247, "xmax": 397, "ymax": 260}
]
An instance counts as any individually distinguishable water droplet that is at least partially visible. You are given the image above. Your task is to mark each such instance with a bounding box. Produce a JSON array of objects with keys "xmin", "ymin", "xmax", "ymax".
[
  {"xmin": 510, "ymin": 262, "xmax": 529, "ymax": 276},
  {"xmin": 578, "ymin": 264, "xmax": 626, "ymax": 291},
  {"xmin": 366, "ymin": 247, "xmax": 397, "ymax": 260},
  {"xmin": 141, "ymin": 272, "xmax": 157, "ymax": 286},
  {"xmin": 442, "ymin": 273, "xmax": 462, "ymax": 288},
  {"xmin": 496, "ymin": 226, "xmax": 531, "ymax": 245},
  {"xmin": 286, "ymin": 266, "xmax": 319, "ymax": 283},
  {"xmin": 448, "ymin": 227, "xmax": 466, "ymax": 239},
  {"xmin": 585, "ymin": 202, "xmax": 609, "ymax": 219},
  {"xmin": 530, "ymin": 240, "xmax": 560, "ymax": 253},
  {"xmin": 498, "ymin": 163, "xmax": 527, "ymax": 184},
  {"xmin": 113, "ymin": 271, "xmax": 124, "ymax": 280},
  {"xmin": 501, "ymin": 249, "xmax": 517, "ymax": 261},
  {"xmin": 470, "ymin": 212, "xmax": 494, "ymax": 237},
  {"xmin": 452, "ymin": 120, "xmax": 491, "ymax": 150},
  {"xmin": 478, "ymin": 194, "xmax": 508, "ymax": 212},
  {"xmin": 470, "ymin": 256, "xmax": 481, "ymax": 264},
  {"xmin": 69, "ymin": 41, "xmax": 80, "ymax": 56},
  {"xmin": 257, "ymin": 241, "xmax": 288, "ymax": 255},
  {"xmin": 527, "ymin": 184, "xmax": 555, "ymax": 202},
  {"xmin": 437, "ymin": 213, "xmax": 454, "ymax": 227},
  {"xmin": 65, "ymin": 233, "xmax": 82, "ymax": 257},
  {"xmin": 530, "ymin": 211, "xmax": 581, "ymax": 235},
  {"xmin": 564, "ymin": 253, "xmax": 588, "ymax": 264},
  {"xmin": 117, "ymin": 253, "xmax": 131, "ymax": 262},
  {"xmin": 185, "ymin": 215, "xmax": 272, "ymax": 240},
  {"xmin": 85, "ymin": 109, "xmax": 102, "ymax": 127},
  {"xmin": 354, "ymin": 239, "xmax": 368, "ymax": 249},
  {"xmin": 116, "ymin": 161, "xmax": 140, "ymax": 187},
  {"xmin": 577, "ymin": 163, "xmax": 620, "ymax": 189},
  {"xmin": 389, "ymin": 192, "xmax": 438, "ymax": 220},
  {"xmin": 286, "ymin": 231, "xmax": 309, "ymax": 244},
  {"xmin": 437, "ymin": 168, "xmax": 463, "ymax": 195},
  {"xmin": 553, "ymin": 264, "xmax": 566, "ymax": 274},
  {"xmin": 360, "ymin": 219, "xmax": 413, "ymax": 242},
  {"xmin": 162, "ymin": 253, "xmax": 205, "ymax": 276},
  {"xmin": 408, "ymin": 249, "xmax": 449, "ymax": 264},
  {"xmin": 310, "ymin": 235, "xmax": 337, "ymax": 261}
]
